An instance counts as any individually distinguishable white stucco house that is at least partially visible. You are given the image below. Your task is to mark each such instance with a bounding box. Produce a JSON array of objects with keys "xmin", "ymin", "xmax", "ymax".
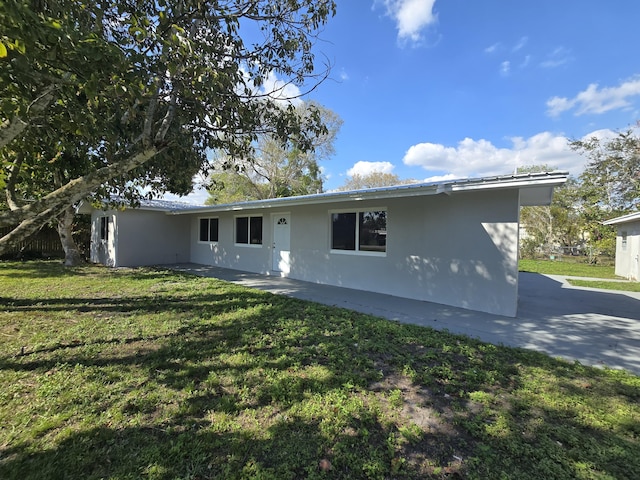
[
  {"xmin": 603, "ymin": 211, "xmax": 640, "ymax": 281},
  {"xmin": 86, "ymin": 171, "xmax": 568, "ymax": 317}
]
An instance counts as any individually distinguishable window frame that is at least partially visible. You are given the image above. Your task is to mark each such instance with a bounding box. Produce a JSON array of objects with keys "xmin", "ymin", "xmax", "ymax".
[
  {"xmin": 329, "ymin": 207, "xmax": 387, "ymax": 257},
  {"xmin": 198, "ymin": 217, "xmax": 219, "ymax": 243},
  {"xmin": 234, "ymin": 215, "xmax": 263, "ymax": 247}
]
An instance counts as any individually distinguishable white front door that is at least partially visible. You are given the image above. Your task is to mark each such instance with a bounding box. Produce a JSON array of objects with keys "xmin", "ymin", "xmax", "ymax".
[{"xmin": 272, "ymin": 214, "xmax": 291, "ymax": 274}]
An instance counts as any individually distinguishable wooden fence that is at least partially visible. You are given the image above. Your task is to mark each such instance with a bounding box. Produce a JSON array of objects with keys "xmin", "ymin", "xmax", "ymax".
[{"xmin": 0, "ymin": 225, "xmax": 65, "ymax": 258}]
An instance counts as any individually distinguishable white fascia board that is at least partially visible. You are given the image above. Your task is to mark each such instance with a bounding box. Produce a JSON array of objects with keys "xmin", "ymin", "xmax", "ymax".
[
  {"xmin": 449, "ymin": 175, "xmax": 568, "ymax": 193},
  {"xmin": 167, "ymin": 184, "xmax": 442, "ymax": 215},
  {"xmin": 166, "ymin": 171, "xmax": 569, "ymax": 216},
  {"xmin": 603, "ymin": 211, "xmax": 640, "ymax": 225}
]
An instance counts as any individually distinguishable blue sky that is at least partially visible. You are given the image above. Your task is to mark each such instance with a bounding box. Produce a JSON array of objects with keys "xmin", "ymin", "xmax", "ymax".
[{"xmin": 174, "ymin": 0, "xmax": 640, "ymax": 202}]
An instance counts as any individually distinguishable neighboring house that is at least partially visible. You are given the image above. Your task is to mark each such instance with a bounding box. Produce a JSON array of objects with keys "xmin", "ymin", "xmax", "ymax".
[
  {"xmin": 86, "ymin": 171, "xmax": 568, "ymax": 317},
  {"xmin": 603, "ymin": 211, "xmax": 640, "ymax": 281}
]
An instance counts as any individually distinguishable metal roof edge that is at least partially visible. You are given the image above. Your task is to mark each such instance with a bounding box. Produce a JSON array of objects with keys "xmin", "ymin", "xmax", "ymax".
[
  {"xmin": 603, "ymin": 211, "xmax": 640, "ymax": 225},
  {"xmin": 166, "ymin": 171, "xmax": 569, "ymax": 215}
]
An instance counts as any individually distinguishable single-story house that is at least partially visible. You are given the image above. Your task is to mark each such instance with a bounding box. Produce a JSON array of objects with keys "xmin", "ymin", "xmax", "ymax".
[
  {"xmin": 603, "ymin": 211, "xmax": 640, "ymax": 281},
  {"xmin": 86, "ymin": 171, "xmax": 568, "ymax": 317}
]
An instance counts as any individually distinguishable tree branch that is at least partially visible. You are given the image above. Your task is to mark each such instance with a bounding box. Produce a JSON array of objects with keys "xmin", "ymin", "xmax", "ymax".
[
  {"xmin": 4, "ymin": 153, "xmax": 25, "ymax": 210},
  {"xmin": 0, "ymin": 147, "xmax": 163, "ymax": 229},
  {"xmin": 0, "ymin": 83, "xmax": 58, "ymax": 149}
]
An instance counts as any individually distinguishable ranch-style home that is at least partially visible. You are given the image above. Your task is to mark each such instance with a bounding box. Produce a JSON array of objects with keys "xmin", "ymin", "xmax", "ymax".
[
  {"xmin": 604, "ymin": 211, "xmax": 640, "ymax": 281},
  {"xmin": 86, "ymin": 171, "xmax": 568, "ymax": 317}
]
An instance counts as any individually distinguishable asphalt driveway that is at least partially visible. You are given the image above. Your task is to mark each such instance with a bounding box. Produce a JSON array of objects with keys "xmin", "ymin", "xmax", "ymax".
[{"xmin": 170, "ymin": 264, "xmax": 640, "ymax": 375}]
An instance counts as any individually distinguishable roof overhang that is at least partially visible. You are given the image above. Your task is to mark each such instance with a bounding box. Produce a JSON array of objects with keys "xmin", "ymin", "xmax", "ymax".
[
  {"xmin": 167, "ymin": 171, "xmax": 569, "ymax": 215},
  {"xmin": 603, "ymin": 211, "xmax": 640, "ymax": 226}
]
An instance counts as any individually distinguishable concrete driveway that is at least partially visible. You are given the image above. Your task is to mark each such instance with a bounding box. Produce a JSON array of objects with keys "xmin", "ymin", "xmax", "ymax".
[{"xmin": 170, "ymin": 264, "xmax": 640, "ymax": 375}]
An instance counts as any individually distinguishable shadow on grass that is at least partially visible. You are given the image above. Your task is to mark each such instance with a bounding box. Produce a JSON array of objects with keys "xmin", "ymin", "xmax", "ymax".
[
  {"xmin": 1, "ymin": 266, "xmax": 639, "ymax": 479},
  {"xmin": 0, "ymin": 260, "xmax": 90, "ymax": 278}
]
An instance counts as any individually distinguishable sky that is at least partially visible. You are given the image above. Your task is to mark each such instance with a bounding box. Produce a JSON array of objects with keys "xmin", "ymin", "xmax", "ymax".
[{"xmin": 171, "ymin": 0, "xmax": 640, "ymax": 203}]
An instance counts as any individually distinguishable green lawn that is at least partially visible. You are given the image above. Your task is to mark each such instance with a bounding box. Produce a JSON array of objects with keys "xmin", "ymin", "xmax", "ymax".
[
  {"xmin": 1, "ymin": 262, "xmax": 639, "ymax": 479},
  {"xmin": 520, "ymin": 259, "xmax": 640, "ymax": 292},
  {"xmin": 519, "ymin": 258, "xmax": 617, "ymax": 279},
  {"xmin": 566, "ymin": 279, "xmax": 640, "ymax": 292}
]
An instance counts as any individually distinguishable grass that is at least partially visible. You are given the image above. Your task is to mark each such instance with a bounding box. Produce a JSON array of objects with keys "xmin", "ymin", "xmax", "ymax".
[
  {"xmin": 1, "ymin": 261, "xmax": 639, "ymax": 479},
  {"xmin": 566, "ymin": 279, "xmax": 640, "ymax": 292},
  {"xmin": 519, "ymin": 258, "xmax": 617, "ymax": 278},
  {"xmin": 520, "ymin": 258, "xmax": 640, "ymax": 292}
]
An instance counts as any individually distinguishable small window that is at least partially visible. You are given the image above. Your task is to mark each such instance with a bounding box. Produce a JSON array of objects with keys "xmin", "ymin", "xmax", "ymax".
[
  {"xmin": 236, "ymin": 216, "xmax": 262, "ymax": 245},
  {"xmin": 99, "ymin": 216, "xmax": 109, "ymax": 241},
  {"xmin": 199, "ymin": 218, "xmax": 219, "ymax": 242},
  {"xmin": 331, "ymin": 210, "xmax": 386, "ymax": 254},
  {"xmin": 621, "ymin": 231, "xmax": 628, "ymax": 250}
]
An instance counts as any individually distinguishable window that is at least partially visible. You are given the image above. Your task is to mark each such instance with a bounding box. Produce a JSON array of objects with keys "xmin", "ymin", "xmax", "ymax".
[
  {"xmin": 99, "ymin": 216, "xmax": 109, "ymax": 241},
  {"xmin": 331, "ymin": 210, "xmax": 386, "ymax": 254},
  {"xmin": 199, "ymin": 218, "xmax": 219, "ymax": 242},
  {"xmin": 236, "ymin": 216, "xmax": 263, "ymax": 245},
  {"xmin": 622, "ymin": 231, "xmax": 628, "ymax": 250}
]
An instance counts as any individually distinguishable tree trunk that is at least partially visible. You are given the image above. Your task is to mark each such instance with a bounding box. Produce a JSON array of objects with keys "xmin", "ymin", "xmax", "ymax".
[{"xmin": 57, "ymin": 205, "xmax": 85, "ymax": 266}]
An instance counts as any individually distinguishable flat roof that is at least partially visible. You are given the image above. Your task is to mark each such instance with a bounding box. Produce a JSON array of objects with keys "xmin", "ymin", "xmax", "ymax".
[
  {"xmin": 603, "ymin": 211, "xmax": 640, "ymax": 225},
  {"xmin": 164, "ymin": 170, "xmax": 568, "ymax": 215}
]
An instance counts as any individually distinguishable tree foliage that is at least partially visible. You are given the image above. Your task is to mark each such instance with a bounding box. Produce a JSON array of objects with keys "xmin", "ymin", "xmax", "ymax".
[
  {"xmin": 338, "ymin": 171, "xmax": 413, "ymax": 191},
  {"xmin": 206, "ymin": 101, "xmax": 342, "ymax": 204},
  {"xmin": 519, "ymin": 174, "xmax": 584, "ymax": 258},
  {"xmin": 0, "ymin": 0, "xmax": 336, "ymax": 254},
  {"xmin": 568, "ymin": 127, "xmax": 640, "ymax": 259},
  {"xmin": 570, "ymin": 126, "xmax": 640, "ymax": 212},
  {"xmin": 516, "ymin": 140, "xmax": 636, "ymax": 261}
]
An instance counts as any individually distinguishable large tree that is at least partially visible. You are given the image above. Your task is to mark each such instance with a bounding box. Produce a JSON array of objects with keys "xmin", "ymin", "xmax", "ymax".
[
  {"xmin": 338, "ymin": 171, "xmax": 414, "ymax": 191},
  {"xmin": 569, "ymin": 126, "xmax": 640, "ymax": 259},
  {"xmin": 517, "ymin": 165, "xmax": 585, "ymax": 258},
  {"xmin": 0, "ymin": 0, "xmax": 336, "ymax": 255},
  {"xmin": 570, "ymin": 126, "xmax": 640, "ymax": 212},
  {"xmin": 206, "ymin": 101, "xmax": 342, "ymax": 204}
]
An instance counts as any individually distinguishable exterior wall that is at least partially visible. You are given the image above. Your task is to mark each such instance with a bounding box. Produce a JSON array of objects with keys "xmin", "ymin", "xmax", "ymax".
[
  {"xmin": 91, "ymin": 209, "xmax": 190, "ymax": 267},
  {"xmin": 614, "ymin": 220, "xmax": 640, "ymax": 281},
  {"xmin": 189, "ymin": 189, "xmax": 520, "ymax": 316}
]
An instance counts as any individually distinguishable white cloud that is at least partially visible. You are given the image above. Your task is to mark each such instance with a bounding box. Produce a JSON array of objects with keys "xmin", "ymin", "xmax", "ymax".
[
  {"xmin": 512, "ymin": 36, "xmax": 528, "ymax": 52},
  {"xmin": 402, "ymin": 130, "xmax": 615, "ymax": 178},
  {"xmin": 547, "ymin": 76, "xmax": 640, "ymax": 117},
  {"xmin": 540, "ymin": 46, "xmax": 572, "ymax": 68},
  {"xmin": 484, "ymin": 42, "xmax": 500, "ymax": 54},
  {"xmin": 347, "ymin": 160, "xmax": 395, "ymax": 177},
  {"xmin": 261, "ymin": 71, "xmax": 303, "ymax": 105},
  {"xmin": 238, "ymin": 67, "xmax": 304, "ymax": 106},
  {"xmin": 377, "ymin": 0, "xmax": 438, "ymax": 43},
  {"xmin": 422, "ymin": 173, "xmax": 458, "ymax": 183},
  {"xmin": 500, "ymin": 61, "xmax": 511, "ymax": 76}
]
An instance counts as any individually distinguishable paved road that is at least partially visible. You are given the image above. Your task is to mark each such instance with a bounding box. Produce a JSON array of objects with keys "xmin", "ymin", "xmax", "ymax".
[{"xmin": 170, "ymin": 264, "xmax": 640, "ymax": 375}]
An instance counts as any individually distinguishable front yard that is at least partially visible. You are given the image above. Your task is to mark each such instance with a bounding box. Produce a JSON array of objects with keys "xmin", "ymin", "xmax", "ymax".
[{"xmin": 1, "ymin": 262, "xmax": 639, "ymax": 479}]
